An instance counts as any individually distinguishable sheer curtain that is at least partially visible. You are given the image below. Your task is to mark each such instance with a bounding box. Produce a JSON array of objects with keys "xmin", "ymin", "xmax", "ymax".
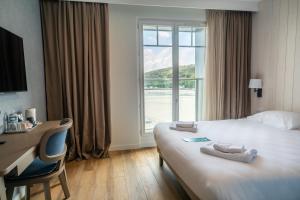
[
  {"xmin": 204, "ymin": 10, "xmax": 252, "ymax": 120},
  {"xmin": 40, "ymin": 0, "xmax": 111, "ymax": 160}
]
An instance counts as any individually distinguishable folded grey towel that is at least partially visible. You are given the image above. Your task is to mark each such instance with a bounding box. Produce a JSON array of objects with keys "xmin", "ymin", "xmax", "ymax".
[
  {"xmin": 169, "ymin": 123, "xmax": 197, "ymax": 133},
  {"xmin": 175, "ymin": 121, "xmax": 195, "ymax": 128},
  {"xmin": 213, "ymin": 143, "xmax": 246, "ymax": 153},
  {"xmin": 200, "ymin": 143, "xmax": 257, "ymax": 163}
]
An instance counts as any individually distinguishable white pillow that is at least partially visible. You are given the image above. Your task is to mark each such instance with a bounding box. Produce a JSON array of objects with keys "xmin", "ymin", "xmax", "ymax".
[
  {"xmin": 247, "ymin": 112, "xmax": 264, "ymax": 123},
  {"xmin": 247, "ymin": 111, "xmax": 300, "ymax": 130}
]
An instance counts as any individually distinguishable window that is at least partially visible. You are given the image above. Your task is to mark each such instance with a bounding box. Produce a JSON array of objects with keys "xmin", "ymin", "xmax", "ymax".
[{"xmin": 139, "ymin": 20, "xmax": 206, "ymax": 134}]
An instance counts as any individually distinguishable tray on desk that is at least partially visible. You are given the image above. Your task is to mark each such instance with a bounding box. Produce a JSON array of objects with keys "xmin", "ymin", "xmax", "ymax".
[{"xmin": 4, "ymin": 123, "xmax": 40, "ymax": 134}]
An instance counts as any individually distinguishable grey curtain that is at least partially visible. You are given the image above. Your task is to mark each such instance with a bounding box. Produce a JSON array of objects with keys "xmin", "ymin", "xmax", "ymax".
[
  {"xmin": 40, "ymin": 0, "xmax": 111, "ymax": 160},
  {"xmin": 205, "ymin": 10, "xmax": 252, "ymax": 120}
]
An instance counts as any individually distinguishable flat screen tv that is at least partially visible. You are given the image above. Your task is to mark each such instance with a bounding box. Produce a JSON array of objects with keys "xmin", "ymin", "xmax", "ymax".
[{"xmin": 0, "ymin": 27, "xmax": 27, "ymax": 92}]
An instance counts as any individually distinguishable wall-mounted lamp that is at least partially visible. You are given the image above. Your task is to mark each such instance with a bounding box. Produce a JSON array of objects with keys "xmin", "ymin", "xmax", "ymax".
[{"xmin": 249, "ymin": 79, "xmax": 262, "ymax": 97}]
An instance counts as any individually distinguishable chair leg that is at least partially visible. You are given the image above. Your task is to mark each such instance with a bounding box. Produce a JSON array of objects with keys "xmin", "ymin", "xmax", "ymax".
[
  {"xmin": 26, "ymin": 185, "xmax": 31, "ymax": 200},
  {"xmin": 43, "ymin": 182, "xmax": 51, "ymax": 200},
  {"xmin": 59, "ymin": 169, "xmax": 70, "ymax": 198},
  {"xmin": 6, "ymin": 186, "xmax": 14, "ymax": 200}
]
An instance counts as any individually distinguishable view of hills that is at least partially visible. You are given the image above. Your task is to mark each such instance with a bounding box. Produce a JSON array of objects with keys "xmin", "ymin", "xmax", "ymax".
[{"xmin": 144, "ymin": 64, "xmax": 196, "ymax": 89}]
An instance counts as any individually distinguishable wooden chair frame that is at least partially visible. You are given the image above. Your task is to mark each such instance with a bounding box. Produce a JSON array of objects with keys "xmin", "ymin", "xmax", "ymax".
[{"xmin": 5, "ymin": 119, "xmax": 73, "ymax": 200}]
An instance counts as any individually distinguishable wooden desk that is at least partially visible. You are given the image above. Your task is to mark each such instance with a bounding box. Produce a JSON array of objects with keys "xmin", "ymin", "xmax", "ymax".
[{"xmin": 0, "ymin": 121, "xmax": 60, "ymax": 200}]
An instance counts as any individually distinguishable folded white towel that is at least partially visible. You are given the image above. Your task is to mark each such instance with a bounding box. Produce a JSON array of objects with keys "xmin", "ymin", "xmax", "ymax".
[
  {"xmin": 200, "ymin": 143, "xmax": 257, "ymax": 163},
  {"xmin": 213, "ymin": 143, "xmax": 246, "ymax": 153},
  {"xmin": 175, "ymin": 121, "xmax": 195, "ymax": 128},
  {"xmin": 169, "ymin": 123, "xmax": 197, "ymax": 133}
]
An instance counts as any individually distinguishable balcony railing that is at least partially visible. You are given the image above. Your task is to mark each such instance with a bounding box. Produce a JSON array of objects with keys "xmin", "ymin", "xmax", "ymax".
[{"xmin": 143, "ymin": 78, "xmax": 204, "ymax": 131}]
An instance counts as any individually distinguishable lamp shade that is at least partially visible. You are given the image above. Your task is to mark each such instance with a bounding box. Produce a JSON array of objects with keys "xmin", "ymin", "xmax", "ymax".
[{"xmin": 249, "ymin": 79, "xmax": 262, "ymax": 89}]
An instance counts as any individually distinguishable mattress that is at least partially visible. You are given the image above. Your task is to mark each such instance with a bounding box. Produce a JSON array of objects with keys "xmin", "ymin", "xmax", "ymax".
[{"xmin": 154, "ymin": 119, "xmax": 300, "ymax": 200}]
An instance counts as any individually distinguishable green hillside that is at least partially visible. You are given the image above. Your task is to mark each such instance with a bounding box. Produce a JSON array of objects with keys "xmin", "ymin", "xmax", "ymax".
[{"xmin": 144, "ymin": 64, "xmax": 196, "ymax": 89}]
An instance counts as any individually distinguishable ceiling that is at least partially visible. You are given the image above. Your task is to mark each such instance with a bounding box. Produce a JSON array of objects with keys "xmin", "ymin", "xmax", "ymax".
[{"xmin": 68, "ymin": 0, "xmax": 261, "ymax": 11}]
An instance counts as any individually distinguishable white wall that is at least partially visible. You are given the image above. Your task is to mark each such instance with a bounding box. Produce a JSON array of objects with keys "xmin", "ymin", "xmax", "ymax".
[
  {"xmin": 0, "ymin": 0, "xmax": 46, "ymax": 132},
  {"xmin": 251, "ymin": 0, "xmax": 300, "ymax": 113},
  {"xmin": 109, "ymin": 4, "xmax": 206, "ymax": 150}
]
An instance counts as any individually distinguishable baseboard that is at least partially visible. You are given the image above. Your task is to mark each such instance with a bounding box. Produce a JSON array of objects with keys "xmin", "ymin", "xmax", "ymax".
[
  {"xmin": 139, "ymin": 141, "xmax": 156, "ymax": 148},
  {"xmin": 109, "ymin": 144, "xmax": 140, "ymax": 151},
  {"xmin": 109, "ymin": 133, "xmax": 157, "ymax": 151},
  {"xmin": 109, "ymin": 142, "xmax": 156, "ymax": 151}
]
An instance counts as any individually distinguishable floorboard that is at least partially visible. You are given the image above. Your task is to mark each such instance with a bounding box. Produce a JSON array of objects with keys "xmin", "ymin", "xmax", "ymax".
[{"xmin": 30, "ymin": 148, "xmax": 190, "ymax": 200}]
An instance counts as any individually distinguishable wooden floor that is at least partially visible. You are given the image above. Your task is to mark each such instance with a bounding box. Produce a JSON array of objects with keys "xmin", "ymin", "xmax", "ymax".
[{"xmin": 30, "ymin": 148, "xmax": 190, "ymax": 200}]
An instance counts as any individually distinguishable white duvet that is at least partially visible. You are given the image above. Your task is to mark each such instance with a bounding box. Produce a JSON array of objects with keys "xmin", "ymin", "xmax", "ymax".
[{"xmin": 154, "ymin": 119, "xmax": 300, "ymax": 200}]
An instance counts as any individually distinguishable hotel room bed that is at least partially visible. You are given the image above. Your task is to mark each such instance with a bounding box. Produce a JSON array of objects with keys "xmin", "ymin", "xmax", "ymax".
[{"xmin": 154, "ymin": 119, "xmax": 300, "ymax": 200}]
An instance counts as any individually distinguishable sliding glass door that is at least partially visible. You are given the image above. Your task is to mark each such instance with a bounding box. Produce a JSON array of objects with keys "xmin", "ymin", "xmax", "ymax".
[
  {"xmin": 142, "ymin": 25, "xmax": 173, "ymax": 131},
  {"xmin": 139, "ymin": 20, "xmax": 206, "ymax": 134},
  {"xmin": 178, "ymin": 26, "xmax": 206, "ymax": 121}
]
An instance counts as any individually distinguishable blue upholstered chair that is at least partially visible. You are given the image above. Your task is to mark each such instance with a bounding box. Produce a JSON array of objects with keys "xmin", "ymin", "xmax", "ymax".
[{"xmin": 5, "ymin": 118, "xmax": 73, "ymax": 200}]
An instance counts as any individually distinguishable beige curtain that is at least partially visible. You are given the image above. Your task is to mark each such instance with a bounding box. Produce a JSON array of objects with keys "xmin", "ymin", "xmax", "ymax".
[
  {"xmin": 40, "ymin": 0, "xmax": 111, "ymax": 160},
  {"xmin": 205, "ymin": 10, "xmax": 252, "ymax": 120}
]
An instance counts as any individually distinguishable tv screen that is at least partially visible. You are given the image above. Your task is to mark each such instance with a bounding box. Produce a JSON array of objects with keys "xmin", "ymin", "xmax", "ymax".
[{"xmin": 0, "ymin": 27, "xmax": 27, "ymax": 92}]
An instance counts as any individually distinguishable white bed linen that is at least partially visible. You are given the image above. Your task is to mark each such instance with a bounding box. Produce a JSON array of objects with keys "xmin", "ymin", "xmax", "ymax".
[{"xmin": 154, "ymin": 119, "xmax": 300, "ymax": 200}]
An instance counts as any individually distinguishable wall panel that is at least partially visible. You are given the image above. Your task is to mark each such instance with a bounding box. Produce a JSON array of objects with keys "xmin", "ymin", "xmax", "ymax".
[
  {"xmin": 270, "ymin": 0, "xmax": 281, "ymax": 109},
  {"xmin": 275, "ymin": 0, "xmax": 288, "ymax": 110},
  {"xmin": 284, "ymin": 0, "xmax": 298, "ymax": 111},
  {"xmin": 252, "ymin": 0, "xmax": 300, "ymax": 113},
  {"xmin": 293, "ymin": 2, "xmax": 300, "ymax": 112}
]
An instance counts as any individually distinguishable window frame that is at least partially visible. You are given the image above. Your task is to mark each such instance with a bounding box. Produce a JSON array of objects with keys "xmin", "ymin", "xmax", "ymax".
[{"xmin": 138, "ymin": 19, "xmax": 206, "ymax": 135}]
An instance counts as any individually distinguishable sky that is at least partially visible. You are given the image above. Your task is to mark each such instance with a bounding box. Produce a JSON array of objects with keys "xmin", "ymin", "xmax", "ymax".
[
  {"xmin": 144, "ymin": 47, "xmax": 195, "ymax": 73},
  {"xmin": 143, "ymin": 28, "xmax": 204, "ymax": 73}
]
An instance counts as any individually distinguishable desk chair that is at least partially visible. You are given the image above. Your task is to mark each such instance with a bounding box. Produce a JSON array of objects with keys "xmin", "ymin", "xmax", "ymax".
[{"xmin": 5, "ymin": 118, "xmax": 73, "ymax": 200}]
